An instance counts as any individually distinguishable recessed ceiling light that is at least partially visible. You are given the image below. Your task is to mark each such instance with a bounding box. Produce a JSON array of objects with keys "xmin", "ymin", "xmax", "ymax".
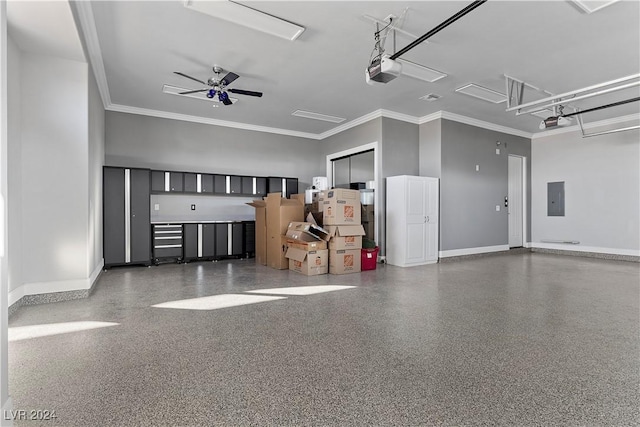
[
  {"xmin": 292, "ymin": 110, "xmax": 346, "ymax": 123},
  {"xmin": 162, "ymin": 84, "xmax": 238, "ymax": 105},
  {"xmin": 570, "ymin": 0, "xmax": 620, "ymax": 14},
  {"xmin": 184, "ymin": 0, "xmax": 305, "ymax": 41},
  {"xmin": 398, "ymin": 59, "xmax": 447, "ymax": 83},
  {"xmin": 455, "ymin": 83, "xmax": 507, "ymax": 103}
]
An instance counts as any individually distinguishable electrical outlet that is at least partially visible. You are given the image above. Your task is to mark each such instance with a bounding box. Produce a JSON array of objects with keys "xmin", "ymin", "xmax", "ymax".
[
  {"xmin": 496, "ymin": 205, "xmax": 501, "ymax": 211},
  {"xmin": 476, "ymin": 165, "xmax": 480, "ymax": 172},
  {"xmin": 154, "ymin": 204, "xmax": 160, "ymax": 211},
  {"xmin": 496, "ymin": 148, "xmax": 500, "ymax": 155}
]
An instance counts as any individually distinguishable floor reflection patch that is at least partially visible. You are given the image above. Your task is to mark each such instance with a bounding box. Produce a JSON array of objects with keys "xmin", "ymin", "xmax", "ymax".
[
  {"xmin": 9, "ymin": 321, "xmax": 119, "ymax": 342},
  {"xmin": 246, "ymin": 285, "xmax": 356, "ymax": 296},
  {"xmin": 152, "ymin": 294, "xmax": 287, "ymax": 310}
]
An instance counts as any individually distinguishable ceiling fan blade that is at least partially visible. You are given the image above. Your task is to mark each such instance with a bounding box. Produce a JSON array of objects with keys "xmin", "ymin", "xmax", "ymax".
[
  {"xmin": 179, "ymin": 89, "xmax": 208, "ymax": 95},
  {"xmin": 228, "ymin": 88, "xmax": 263, "ymax": 97},
  {"xmin": 221, "ymin": 97, "xmax": 233, "ymax": 106},
  {"xmin": 174, "ymin": 72, "xmax": 207, "ymax": 86},
  {"xmin": 221, "ymin": 72, "xmax": 240, "ymax": 86}
]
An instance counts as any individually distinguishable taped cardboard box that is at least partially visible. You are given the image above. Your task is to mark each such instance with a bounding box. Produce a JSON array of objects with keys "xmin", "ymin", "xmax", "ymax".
[
  {"xmin": 322, "ymin": 188, "xmax": 361, "ymax": 225},
  {"xmin": 329, "ymin": 249, "xmax": 361, "ymax": 274},
  {"xmin": 267, "ymin": 235, "xmax": 291, "ymax": 270},
  {"xmin": 286, "ymin": 239, "xmax": 328, "ymax": 251},
  {"xmin": 266, "ymin": 193, "xmax": 304, "ymax": 269},
  {"xmin": 325, "ymin": 224, "xmax": 366, "ymax": 250},
  {"xmin": 286, "ymin": 247, "xmax": 328, "ymax": 276},
  {"xmin": 286, "ymin": 221, "xmax": 331, "ymax": 243},
  {"xmin": 311, "ymin": 190, "xmax": 326, "ymax": 213},
  {"xmin": 246, "ymin": 200, "xmax": 267, "ymax": 265}
]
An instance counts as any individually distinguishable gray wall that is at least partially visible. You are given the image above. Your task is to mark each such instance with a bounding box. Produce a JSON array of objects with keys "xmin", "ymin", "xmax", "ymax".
[
  {"xmin": 320, "ymin": 118, "xmax": 381, "ymax": 158},
  {"xmin": 419, "ymin": 119, "xmax": 441, "ymax": 178},
  {"xmin": 105, "ymin": 111, "xmax": 324, "ymax": 192},
  {"xmin": 439, "ymin": 119, "xmax": 531, "ymax": 252},
  {"xmin": 532, "ymin": 127, "xmax": 639, "ymax": 253},
  {"xmin": 380, "ymin": 117, "xmax": 420, "ymax": 256}
]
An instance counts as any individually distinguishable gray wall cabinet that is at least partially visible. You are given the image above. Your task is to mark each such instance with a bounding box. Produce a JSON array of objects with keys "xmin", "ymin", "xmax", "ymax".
[{"xmin": 104, "ymin": 167, "xmax": 151, "ymax": 267}]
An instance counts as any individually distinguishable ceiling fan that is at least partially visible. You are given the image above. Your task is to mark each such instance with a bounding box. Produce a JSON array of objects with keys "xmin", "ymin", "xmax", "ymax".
[{"xmin": 173, "ymin": 66, "xmax": 263, "ymax": 105}]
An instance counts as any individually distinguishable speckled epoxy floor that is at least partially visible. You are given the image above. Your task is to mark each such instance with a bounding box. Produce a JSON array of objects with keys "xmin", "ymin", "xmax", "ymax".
[{"xmin": 8, "ymin": 253, "xmax": 640, "ymax": 426}]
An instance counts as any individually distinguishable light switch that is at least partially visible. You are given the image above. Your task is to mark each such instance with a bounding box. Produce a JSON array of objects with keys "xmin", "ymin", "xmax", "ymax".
[
  {"xmin": 191, "ymin": 204, "xmax": 196, "ymax": 210},
  {"xmin": 495, "ymin": 205, "xmax": 500, "ymax": 211},
  {"xmin": 475, "ymin": 165, "xmax": 480, "ymax": 172},
  {"xmin": 154, "ymin": 204, "xmax": 160, "ymax": 211},
  {"xmin": 496, "ymin": 148, "xmax": 500, "ymax": 155}
]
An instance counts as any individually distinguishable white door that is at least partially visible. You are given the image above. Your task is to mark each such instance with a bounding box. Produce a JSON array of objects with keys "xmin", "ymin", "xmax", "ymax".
[
  {"xmin": 405, "ymin": 177, "xmax": 428, "ymax": 264},
  {"xmin": 508, "ymin": 155, "xmax": 524, "ymax": 248}
]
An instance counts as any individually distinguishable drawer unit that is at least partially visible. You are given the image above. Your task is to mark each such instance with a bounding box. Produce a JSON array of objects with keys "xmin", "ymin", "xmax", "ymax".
[{"xmin": 153, "ymin": 224, "xmax": 183, "ymax": 264}]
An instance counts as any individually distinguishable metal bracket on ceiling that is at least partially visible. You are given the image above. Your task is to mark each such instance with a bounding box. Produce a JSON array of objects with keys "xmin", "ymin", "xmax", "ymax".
[{"xmin": 504, "ymin": 73, "xmax": 640, "ymax": 116}]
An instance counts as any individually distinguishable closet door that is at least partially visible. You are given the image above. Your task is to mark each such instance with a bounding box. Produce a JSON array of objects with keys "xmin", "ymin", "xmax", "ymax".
[
  {"xmin": 104, "ymin": 167, "xmax": 126, "ymax": 265},
  {"xmin": 129, "ymin": 168, "xmax": 151, "ymax": 264}
]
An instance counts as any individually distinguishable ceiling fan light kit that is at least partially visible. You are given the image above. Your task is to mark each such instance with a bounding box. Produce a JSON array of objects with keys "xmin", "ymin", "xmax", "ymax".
[{"xmin": 168, "ymin": 65, "xmax": 263, "ymax": 108}]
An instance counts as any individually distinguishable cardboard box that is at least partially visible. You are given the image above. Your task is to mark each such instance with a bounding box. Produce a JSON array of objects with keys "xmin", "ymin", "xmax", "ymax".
[
  {"xmin": 286, "ymin": 221, "xmax": 331, "ymax": 242},
  {"xmin": 325, "ymin": 224, "xmax": 366, "ymax": 250},
  {"xmin": 266, "ymin": 235, "xmax": 291, "ymax": 270},
  {"xmin": 286, "ymin": 239, "xmax": 328, "ymax": 251},
  {"xmin": 329, "ymin": 249, "xmax": 361, "ymax": 274},
  {"xmin": 286, "ymin": 247, "xmax": 328, "ymax": 275},
  {"xmin": 323, "ymin": 188, "xmax": 361, "ymax": 225},
  {"xmin": 265, "ymin": 193, "xmax": 304, "ymax": 269},
  {"xmin": 246, "ymin": 200, "xmax": 267, "ymax": 265},
  {"xmin": 311, "ymin": 191, "xmax": 326, "ymax": 213}
]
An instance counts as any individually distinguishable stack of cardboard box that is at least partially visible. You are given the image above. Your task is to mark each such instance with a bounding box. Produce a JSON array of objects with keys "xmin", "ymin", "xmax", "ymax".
[
  {"xmin": 322, "ymin": 189, "xmax": 366, "ymax": 274},
  {"xmin": 284, "ymin": 221, "xmax": 330, "ymax": 275}
]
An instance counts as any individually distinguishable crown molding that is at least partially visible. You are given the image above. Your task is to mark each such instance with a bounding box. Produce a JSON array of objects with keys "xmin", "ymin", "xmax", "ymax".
[
  {"xmin": 107, "ymin": 104, "xmax": 323, "ymax": 140},
  {"xmin": 438, "ymin": 112, "xmax": 533, "ymax": 138},
  {"xmin": 532, "ymin": 113, "xmax": 640, "ymax": 139},
  {"xmin": 72, "ymin": 0, "xmax": 111, "ymax": 108}
]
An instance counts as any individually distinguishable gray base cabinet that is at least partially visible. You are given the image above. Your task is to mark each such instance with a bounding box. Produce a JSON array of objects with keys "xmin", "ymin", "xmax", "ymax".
[
  {"xmin": 182, "ymin": 221, "xmax": 255, "ymax": 262},
  {"xmin": 104, "ymin": 167, "xmax": 151, "ymax": 267}
]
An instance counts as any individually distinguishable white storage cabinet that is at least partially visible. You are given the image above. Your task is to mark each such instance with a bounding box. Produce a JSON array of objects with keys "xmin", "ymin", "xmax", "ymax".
[{"xmin": 385, "ymin": 175, "xmax": 439, "ymax": 267}]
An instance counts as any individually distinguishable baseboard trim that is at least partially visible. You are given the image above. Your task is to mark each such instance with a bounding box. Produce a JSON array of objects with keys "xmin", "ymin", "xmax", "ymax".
[
  {"xmin": 531, "ymin": 246, "xmax": 639, "ymax": 262},
  {"xmin": 8, "ymin": 260, "xmax": 105, "ymax": 318},
  {"xmin": 439, "ymin": 245, "xmax": 510, "ymax": 258},
  {"xmin": 1, "ymin": 396, "xmax": 13, "ymax": 427}
]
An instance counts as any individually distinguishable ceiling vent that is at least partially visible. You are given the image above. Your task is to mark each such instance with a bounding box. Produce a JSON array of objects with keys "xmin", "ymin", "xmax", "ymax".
[
  {"xmin": 570, "ymin": 0, "xmax": 620, "ymax": 14},
  {"xmin": 455, "ymin": 83, "xmax": 507, "ymax": 104},
  {"xmin": 291, "ymin": 110, "xmax": 345, "ymax": 123},
  {"xmin": 419, "ymin": 93, "xmax": 442, "ymax": 102},
  {"xmin": 183, "ymin": 0, "xmax": 305, "ymax": 41},
  {"xmin": 398, "ymin": 59, "xmax": 448, "ymax": 83}
]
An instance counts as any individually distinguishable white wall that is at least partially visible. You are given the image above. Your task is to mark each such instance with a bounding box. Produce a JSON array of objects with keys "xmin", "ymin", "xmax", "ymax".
[
  {"xmin": 0, "ymin": 1, "xmax": 11, "ymax": 417},
  {"xmin": 88, "ymin": 66, "xmax": 104, "ymax": 280},
  {"xmin": 532, "ymin": 128, "xmax": 640, "ymax": 255},
  {"xmin": 15, "ymin": 52, "xmax": 90, "ymax": 297},
  {"xmin": 6, "ymin": 36, "xmax": 21, "ymax": 293}
]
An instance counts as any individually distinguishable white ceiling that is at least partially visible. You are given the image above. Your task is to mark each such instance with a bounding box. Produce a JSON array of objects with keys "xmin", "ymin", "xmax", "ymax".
[{"xmin": 8, "ymin": 1, "xmax": 640, "ymax": 139}]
